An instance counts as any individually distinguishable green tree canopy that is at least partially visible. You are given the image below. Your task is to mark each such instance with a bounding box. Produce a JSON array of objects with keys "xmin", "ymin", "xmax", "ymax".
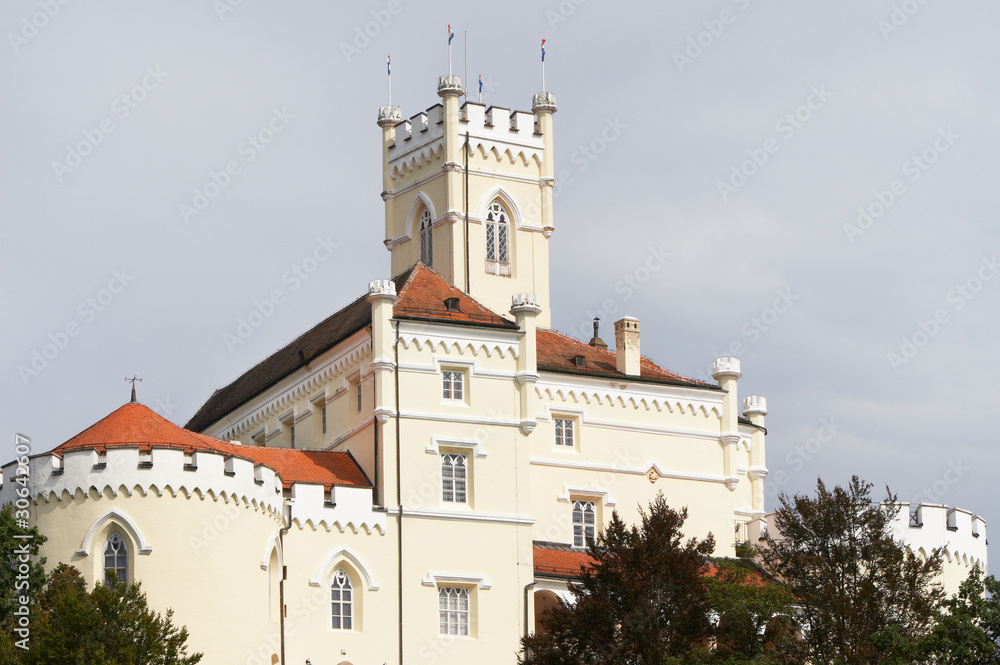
[{"xmin": 760, "ymin": 476, "xmax": 943, "ymax": 665}]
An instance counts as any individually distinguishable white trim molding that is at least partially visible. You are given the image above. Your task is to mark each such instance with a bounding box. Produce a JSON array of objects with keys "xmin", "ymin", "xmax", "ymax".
[
  {"xmin": 421, "ymin": 572, "xmax": 492, "ymax": 590},
  {"xmin": 425, "ymin": 437, "xmax": 488, "ymax": 458},
  {"xmin": 557, "ymin": 486, "xmax": 616, "ymax": 507},
  {"xmin": 77, "ymin": 509, "xmax": 152, "ymax": 556},
  {"xmin": 309, "ymin": 546, "xmax": 379, "ymax": 591}
]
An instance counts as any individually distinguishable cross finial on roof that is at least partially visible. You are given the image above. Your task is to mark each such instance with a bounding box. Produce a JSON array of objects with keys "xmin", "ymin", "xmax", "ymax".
[{"xmin": 126, "ymin": 376, "xmax": 142, "ymax": 403}]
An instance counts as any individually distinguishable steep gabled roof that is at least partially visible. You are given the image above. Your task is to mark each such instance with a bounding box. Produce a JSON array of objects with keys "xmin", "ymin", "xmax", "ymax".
[
  {"xmin": 185, "ymin": 263, "xmax": 517, "ymax": 433},
  {"xmin": 53, "ymin": 402, "xmax": 369, "ymax": 490},
  {"xmin": 186, "ymin": 263, "xmax": 713, "ymax": 433}
]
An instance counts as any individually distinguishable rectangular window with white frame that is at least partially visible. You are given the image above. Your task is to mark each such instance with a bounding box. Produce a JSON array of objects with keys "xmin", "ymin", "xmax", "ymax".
[
  {"xmin": 572, "ymin": 499, "xmax": 596, "ymax": 547},
  {"xmin": 438, "ymin": 586, "xmax": 470, "ymax": 636},
  {"xmin": 554, "ymin": 417, "xmax": 575, "ymax": 447},
  {"xmin": 442, "ymin": 370, "xmax": 464, "ymax": 400},
  {"xmin": 441, "ymin": 453, "xmax": 467, "ymax": 503}
]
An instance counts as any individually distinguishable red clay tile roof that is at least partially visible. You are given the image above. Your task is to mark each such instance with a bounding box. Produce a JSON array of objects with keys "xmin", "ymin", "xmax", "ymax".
[
  {"xmin": 533, "ymin": 542, "xmax": 769, "ymax": 587},
  {"xmin": 186, "ymin": 263, "xmax": 516, "ymax": 433},
  {"xmin": 53, "ymin": 402, "xmax": 369, "ymax": 490},
  {"xmin": 394, "ymin": 263, "xmax": 518, "ymax": 329},
  {"xmin": 187, "ymin": 263, "xmax": 713, "ymax": 433},
  {"xmin": 533, "ymin": 543, "xmax": 596, "ymax": 579},
  {"xmin": 536, "ymin": 329, "xmax": 716, "ymax": 389}
]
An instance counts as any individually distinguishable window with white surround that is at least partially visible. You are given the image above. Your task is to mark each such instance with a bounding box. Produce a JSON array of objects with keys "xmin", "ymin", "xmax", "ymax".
[
  {"xmin": 554, "ymin": 418, "xmax": 574, "ymax": 447},
  {"xmin": 331, "ymin": 569, "xmax": 353, "ymax": 630},
  {"xmin": 438, "ymin": 587, "xmax": 470, "ymax": 636},
  {"xmin": 356, "ymin": 381, "xmax": 363, "ymax": 412},
  {"xmin": 572, "ymin": 500, "xmax": 596, "ymax": 547},
  {"xmin": 419, "ymin": 207, "xmax": 433, "ymax": 266},
  {"xmin": 103, "ymin": 533, "xmax": 128, "ymax": 586},
  {"xmin": 442, "ymin": 370, "xmax": 464, "ymax": 400},
  {"xmin": 485, "ymin": 199, "xmax": 510, "ymax": 277},
  {"xmin": 441, "ymin": 454, "xmax": 467, "ymax": 503}
]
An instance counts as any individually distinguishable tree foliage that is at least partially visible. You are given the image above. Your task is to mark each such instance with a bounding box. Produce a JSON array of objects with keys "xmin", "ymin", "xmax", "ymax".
[
  {"xmin": 919, "ymin": 563, "xmax": 1000, "ymax": 664},
  {"xmin": 0, "ymin": 505, "xmax": 46, "ymax": 627},
  {"xmin": 521, "ymin": 493, "xmax": 716, "ymax": 664},
  {"xmin": 6, "ymin": 564, "xmax": 202, "ymax": 665},
  {"xmin": 760, "ymin": 476, "xmax": 943, "ymax": 665}
]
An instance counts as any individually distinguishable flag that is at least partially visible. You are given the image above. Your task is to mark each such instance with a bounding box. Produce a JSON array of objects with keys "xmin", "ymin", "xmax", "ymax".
[
  {"xmin": 478, "ymin": 75, "xmax": 483, "ymax": 94},
  {"xmin": 541, "ymin": 39, "xmax": 546, "ymax": 62},
  {"xmin": 387, "ymin": 55, "xmax": 391, "ymax": 75},
  {"xmin": 448, "ymin": 25, "xmax": 454, "ymax": 45}
]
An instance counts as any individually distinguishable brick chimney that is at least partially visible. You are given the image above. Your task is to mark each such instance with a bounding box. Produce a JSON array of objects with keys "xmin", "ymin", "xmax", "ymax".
[{"xmin": 614, "ymin": 317, "xmax": 640, "ymax": 375}]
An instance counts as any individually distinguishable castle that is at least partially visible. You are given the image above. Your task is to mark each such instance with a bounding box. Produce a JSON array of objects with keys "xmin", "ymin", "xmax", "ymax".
[{"xmin": 1, "ymin": 73, "xmax": 986, "ymax": 665}]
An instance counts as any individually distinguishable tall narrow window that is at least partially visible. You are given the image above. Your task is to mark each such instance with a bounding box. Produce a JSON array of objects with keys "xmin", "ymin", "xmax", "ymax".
[
  {"xmin": 572, "ymin": 500, "xmax": 596, "ymax": 547},
  {"xmin": 419, "ymin": 207, "xmax": 433, "ymax": 266},
  {"xmin": 357, "ymin": 382, "xmax": 363, "ymax": 412},
  {"xmin": 321, "ymin": 405, "xmax": 327, "ymax": 434},
  {"xmin": 438, "ymin": 587, "xmax": 470, "ymax": 636},
  {"xmin": 441, "ymin": 453, "xmax": 467, "ymax": 503},
  {"xmin": 442, "ymin": 370, "xmax": 464, "ymax": 400},
  {"xmin": 331, "ymin": 569, "xmax": 353, "ymax": 630},
  {"xmin": 554, "ymin": 418, "xmax": 574, "ymax": 447},
  {"xmin": 103, "ymin": 533, "xmax": 128, "ymax": 586},
  {"xmin": 289, "ymin": 423, "xmax": 296, "ymax": 449},
  {"xmin": 485, "ymin": 200, "xmax": 510, "ymax": 276}
]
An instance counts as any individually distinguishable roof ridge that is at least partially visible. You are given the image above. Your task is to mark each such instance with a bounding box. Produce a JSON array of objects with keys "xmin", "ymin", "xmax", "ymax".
[{"xmin": 393, "ymin": 262, "xmax": 424, "ymax": 300}]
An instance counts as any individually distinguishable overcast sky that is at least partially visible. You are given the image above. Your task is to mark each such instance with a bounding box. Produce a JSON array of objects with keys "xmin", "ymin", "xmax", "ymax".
[{"xmin": 3, "ymin": 1, "xmax": 998, "ymax": 565}]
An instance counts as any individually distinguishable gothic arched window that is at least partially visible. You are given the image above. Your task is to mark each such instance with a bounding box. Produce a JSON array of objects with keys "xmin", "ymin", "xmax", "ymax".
[
  {"xmin": 103, "ymin": 533, "xmax": 128, "ymax": 586},
  {"xmin": 419, "ymin": 208, "xmax": 433, "ymax": 266},
  {"xmin": 485, "ymin": 199, "xmax": 510, "ymax": 276},
  {"xmin": 331, "ymin": 569, "xmax": 353, "ymax": 630}
]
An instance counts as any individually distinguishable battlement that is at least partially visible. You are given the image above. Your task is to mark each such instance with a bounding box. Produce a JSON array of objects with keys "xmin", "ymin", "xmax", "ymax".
[
  {"xmin": 288, "ymin": 483, "xmax": 385, "ymax": 534},
  {"xmin": 891, "ymin": 502, "xmax": 987, "ymax": 572},
  {"xmin": 385, "ymin": 100, "xmax": 545, "ymax": 171},
  {"xmin": 1, "ymin": 447, "xmax": 293, "ymax": 515}
]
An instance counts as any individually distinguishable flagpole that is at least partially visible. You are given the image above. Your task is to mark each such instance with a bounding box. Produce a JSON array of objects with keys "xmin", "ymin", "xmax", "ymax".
[
  {"xmin": 541, "ymin": 39, "xmax": 547, "ymax": 92},
  {"xmin": 479, "ymin": 75, "xmax": 482, "ymax": 104},
  {"xmin": 448, "ymin": 25, "xmax": 453, "ymax": 77},
  {"xmin": 387, "ymin": 55, "xmax": 391, "ymax": 107}
]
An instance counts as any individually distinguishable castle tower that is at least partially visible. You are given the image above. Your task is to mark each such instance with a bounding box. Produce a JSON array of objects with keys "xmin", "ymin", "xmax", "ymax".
[{"xmin": 378, "ymin": 76, "xmax": 556, "ymax": 327}]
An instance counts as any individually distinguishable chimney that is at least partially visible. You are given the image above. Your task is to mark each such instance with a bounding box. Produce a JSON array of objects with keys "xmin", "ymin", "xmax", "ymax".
[
  {"xmin": 614, "ymin": 316, "xmax": 640, "ymax": 375},
  {"xmin": 588, "ymin": 318, "xmax": 607, "ymax": 350}
]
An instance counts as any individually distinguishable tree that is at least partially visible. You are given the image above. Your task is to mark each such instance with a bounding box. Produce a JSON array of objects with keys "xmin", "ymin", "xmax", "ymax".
[
  {"xmin": 0, "ymin": 505, "xmax": 46, "ymax": 627},
  {"xmin": 705, "ymin": 559, "xmax": 803, "ymax": 664},
  {"xmin": 16, "ymin": 564, "xmax": 202, "ymax": 665},
  {"xmin": 521, "ymin": 493, "xmax": 716, "ymax": 664},
  {"xmin": 919, "ymin": 563, "xmax": 1000, "ymax": 664},
  {"xmin": 760, "ymin": 476, "xmax": 943, "ymax": 665}
]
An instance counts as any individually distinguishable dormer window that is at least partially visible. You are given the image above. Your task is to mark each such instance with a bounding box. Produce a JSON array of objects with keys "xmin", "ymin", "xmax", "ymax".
[
  {"xmin": 485, "ymin": 200, "xmax": 510, "ymax": 277},
  {"xmin": 419, "ymin": 207, "xmax": 433, "ymax": 266},
  {"xmin": 444, "ymin": 297, "xmax": 461, "ymax": 312}
]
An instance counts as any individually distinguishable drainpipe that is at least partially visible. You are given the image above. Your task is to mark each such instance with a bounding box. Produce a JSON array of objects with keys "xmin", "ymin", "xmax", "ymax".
[
  {"xmin": 524, "ymin": 580, "xmax": 538, "ymax": 660},
  {"xmin": 278, "ymin": 501, "xmax": 291, "ymax": 665},
  {"xmin": 394, "ymin": 320, "xmax": 404, "ymax": 665}
]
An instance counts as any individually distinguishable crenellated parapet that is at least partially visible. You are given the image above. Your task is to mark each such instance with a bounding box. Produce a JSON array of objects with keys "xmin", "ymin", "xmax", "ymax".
[
  {"xmin": 288, "ymin": 483, "xmax": 385, "ymax": 535},
  {"xmin": 0, "ymin": 447, "xmax": 285, "ymax": 519},
  {"xmin": 890, "ymin": 502, "xmax": 988, "ymax": 573}
]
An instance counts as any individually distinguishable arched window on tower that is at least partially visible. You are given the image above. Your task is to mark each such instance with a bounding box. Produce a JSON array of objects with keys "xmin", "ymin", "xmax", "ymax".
[
  {"xmin": 331, "ymin": 568, "xmax": 353, "ymax": 630},
  {"xmin": 419, "ymin": 207, "xmax": 433, "ymax": 267},
  {"xmin": 103, "ymin": 533, "xmax": 128, "ymax": 586},
  {"xmin": 485, "ymin": 199, "xmax": 510, "ymax": 277}
]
